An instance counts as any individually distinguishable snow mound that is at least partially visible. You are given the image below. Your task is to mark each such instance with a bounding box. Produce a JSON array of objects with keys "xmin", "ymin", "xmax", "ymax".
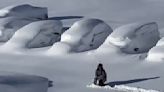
[
  {"xmin": 0, "ymin": 72, "xmax": 49, "ymax": 92},
  {"xmin": 0, "ymin": 4, "xmax": 48, "ymax": 19},
  {"xmin": 47, "ymin": 18, "xmax": 113, "ymax": 55},
  {"xmin": 106, "ymin": 22, "xmax": 160, "ymax": 54},
  {"xmin": 87, "ymin": 84, "xmax": 159, "ymax": 92},
  {"xmin": 1, "ymin": 20, "xmax": 62, "ymax": 51},
  {"xmin": 0, "ymin": 16, "xmax": 37, "ymax": 42},
  {"xmin": 146, "ymin": 37, "xmax": 164, "ymax": 62}
]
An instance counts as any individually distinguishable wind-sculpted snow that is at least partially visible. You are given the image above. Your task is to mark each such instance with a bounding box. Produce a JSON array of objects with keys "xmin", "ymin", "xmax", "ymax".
[
  {"xmin": 0, "ymin": 71, "xmax": 49, "ymax": 92},
  {"xmin": 98, "ymin": 22, "xmax": 160, "ymax": 54},
  {"xmin": 146, "ymin": 37, "xmax": 164, "ymax": 62},
  {"xmin": 0, "ymin": 16, "xmax": 37, "ymax": 42},
  {"xmin": 1, "ymin": 20, "xmax": 62, "ymax": 52},
  {"xmin": 47, "ymin": 18, "xmax": 113, "ymax": 55},
  {"xmin": 0, "ymin": 4, "xmax": 48, "ymax": 19}
]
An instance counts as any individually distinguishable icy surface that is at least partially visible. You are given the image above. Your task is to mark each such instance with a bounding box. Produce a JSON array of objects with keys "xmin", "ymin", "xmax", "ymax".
[
  {"xmin": 0, "ymin": 16, "xmax": 37, "ymax": 42},
  {"xmin": 0, "ymin": 4, "xmax": 48, "ymax": 19},
  {"xmin": 0, "ymin": 20, "xmax": 62, "ymax": 52},
  {"xmin": 107, "ymin": 22, "xmax": 160, "ymax": 54},
  {"xmin": 48, "ymin": 18, "xmax": 112, "ymax": 55}
]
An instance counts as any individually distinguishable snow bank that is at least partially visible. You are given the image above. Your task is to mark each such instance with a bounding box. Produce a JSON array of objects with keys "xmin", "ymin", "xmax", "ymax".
[
  {"xmin": 0, "ymin": 4, "xmax": 48, "ymax": 19},
  {"xmin": 0, "ymin": 16, "xmax": 37, "ymax": 42},
  {"xmin": 87, "ymin": 84, "xmax": 159, "ymax": 92},
  {"xmin": 146, "ymin": 37, "xmax": 164, "ymax": 62},
  {"xmin": 102, "ymin": 22, "xmax": 160, "ymax": 54},
  {"xmin": 0, "ymin": 72, "xmax": 49, "ymax": 92},
  {"xmin": 1, "ymin": 20, "xmax": 62, "ymax": 51},
  {"xmin": 47, "ymin": 18, "xmax": 113, "ymax": 55}
]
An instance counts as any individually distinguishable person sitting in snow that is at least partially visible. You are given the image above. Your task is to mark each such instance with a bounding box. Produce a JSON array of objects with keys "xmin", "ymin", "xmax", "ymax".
[{"xmin": 94, "ymin": 63, "xmax": 107, "ymax": 86}]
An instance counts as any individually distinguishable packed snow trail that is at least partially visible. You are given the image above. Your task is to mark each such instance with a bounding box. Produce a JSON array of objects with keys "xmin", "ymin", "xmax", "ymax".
[{"xmin": 87, "ymin": 84, "xmax": 160, "ymax": 92}]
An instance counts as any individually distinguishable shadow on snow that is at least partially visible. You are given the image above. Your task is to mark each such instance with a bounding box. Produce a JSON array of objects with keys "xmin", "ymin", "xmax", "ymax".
[
  {"xmin": 48, "ymin": 16, "xmax": 83, "ymax": 20},
  {"xmin": 106, "ymin": 76, "xmax": 160, "ymax": 87}
]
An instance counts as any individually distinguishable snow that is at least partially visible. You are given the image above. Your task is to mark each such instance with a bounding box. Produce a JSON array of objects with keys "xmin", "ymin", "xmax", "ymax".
[
  {"xmin": 0, "ymin": 20, "xmax": 62, "ymax": 52},
  {"xmin": 87, "ymin": 84, "xmax": 159, "ymax": 92},
  {"xmin": 107, "ymin": 22, "xmax": 160, "ymax": 54},
  {"xmin": 0, "ymin": 1, "xmax": 163, "ymax": 92},
  {"xmin": 47, "ymin": 18, "xmax": 112, "ymax": 55},
  {"xmin": 0, "ymin": 71, "xmax": 49, "ymax": 92},
  {"xmin": 0, "ymin": 16, "xmax": 37, "ymax": 42},
  {"xmin": 146, "ymin": 37, "xmax": 164, "ymax": 62},
  {"xmin": 0, "ymin": 4, "xmax": 48, "ymax": 19}
]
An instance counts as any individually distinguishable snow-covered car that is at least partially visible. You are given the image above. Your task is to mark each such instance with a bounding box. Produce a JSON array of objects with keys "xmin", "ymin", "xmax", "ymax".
[
  {"xmin": 0, "ymin": 4, "xmax": 48, "ymax": 19},
  {"xmin": 1, "ymin": 20, "xmax": 63, "ymax": 51},
  {"xmin": 103, "ymin": 22, "xmax": 160, "ymax": 54},
  {"xmin": 0, "ymin": 16, "xmax": 37, "ymax": 42},
  {"xmin": 48, "ymin": 18, "xmax": 113, "ymax": 55}
]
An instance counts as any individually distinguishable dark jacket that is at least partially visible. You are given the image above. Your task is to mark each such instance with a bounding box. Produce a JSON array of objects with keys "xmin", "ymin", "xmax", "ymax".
[{"xmin": 95, "ymin": 64, "xmax": 107, "ymax": 82}]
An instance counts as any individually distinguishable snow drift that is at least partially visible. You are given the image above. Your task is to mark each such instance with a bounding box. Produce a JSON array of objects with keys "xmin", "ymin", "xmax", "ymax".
[
  {"xmin": 47, "ymin": 18, "xmax": 113, "ymax": 55},
  {"xmin": 0, "ymin": 71, "xmax": 49, "ymax": 92},
  {"xmin": 1, "ymin": 20, "xmax": 62, "ymax": 51},
  {"xmin": 146, "ymin": 37, "xmax": 164, "ymax": 62},
  {"xmin": 0, "ymin": 16, "xmax": 37, "ymax": 42},
  {"xmin": 98, "ymin": 22, "xmax": 160, "ymax": 54},
  {"xmin": 0, "ymin": 4, "xmax": 48, "ymax": 19}
]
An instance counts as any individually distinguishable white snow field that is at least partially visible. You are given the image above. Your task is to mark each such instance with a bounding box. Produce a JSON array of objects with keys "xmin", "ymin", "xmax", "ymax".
[
  {"xmin": 0, "ymin": 16, "xmax": 38, "ymax": 42},
  {"xmin": 47, "ymin": 18, "xmax": 112, "ymax": 55},
  {"xmin": 0, "ymin": 71, "xmax": 49, "ymax": 92},
  {"xmin": 0, "ymin": 0, "xmax": 163, "ymax": 92},
  {"xmin": 106, "ymin": 22, "xmax": 159, "ymax": 54},
  {"xmin": 0, "ymin": 20, "xmax": 62, "ymax": 52},
  {"xmin": 146, "ymin": 37, "xmax": 164, "ymax": 62},
  {"xmin": 0, "ymin": 4, "xmax": 48, "ymax": 19}
]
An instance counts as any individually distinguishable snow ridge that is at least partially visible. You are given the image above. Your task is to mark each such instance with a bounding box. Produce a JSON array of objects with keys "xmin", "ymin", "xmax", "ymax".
[{"xmin": 87, "ymin": 84, "xmax": 160, "ymax": 92}]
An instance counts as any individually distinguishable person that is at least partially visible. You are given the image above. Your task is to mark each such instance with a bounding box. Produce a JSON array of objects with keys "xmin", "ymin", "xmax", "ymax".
[{"xmin": 94, "ymin": 63, "xmax": 107, "ymax": 86}]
